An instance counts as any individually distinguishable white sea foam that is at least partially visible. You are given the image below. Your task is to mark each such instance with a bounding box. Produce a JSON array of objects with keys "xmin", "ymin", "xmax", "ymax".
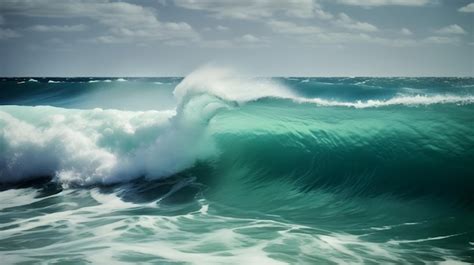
[
  {"xmin": 296, "ymin": 94, "xmax": 474, "ymax": 108},
  {"xmin": 88, "ymin": 79, "xmax": 112, "ymax": 83},
  {"xmin": 388, "ymin": 233, "xmax": 464, "ymax": 245},
  {"xmin": 116, "ymin": 78, "xmax": 127, "ymax": 82},
  {"xmin": 28, "ymin": 78, "xmax": 38, "ymax": 82},
  {"xmin": 0, "ymin": 188, "xmax": 39, "ymax": 210},
  {"xmin": 0, "ymin": 105, "xmax": 214, "ymax": 185},
  {"xmin": 370, "ymin": 222, "xmax": 420, "ymax": 231}
]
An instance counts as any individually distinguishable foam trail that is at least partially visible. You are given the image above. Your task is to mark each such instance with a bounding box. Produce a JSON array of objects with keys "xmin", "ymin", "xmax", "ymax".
[{"xmin": 297, "ymin": 94, "xmax": 474, "ymax": 108}]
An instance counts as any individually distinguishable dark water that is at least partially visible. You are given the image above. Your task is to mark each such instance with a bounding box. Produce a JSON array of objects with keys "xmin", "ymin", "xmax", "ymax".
[{"xmin": 0, "ymin": 70, "xmax": 473, "ymax": 264}]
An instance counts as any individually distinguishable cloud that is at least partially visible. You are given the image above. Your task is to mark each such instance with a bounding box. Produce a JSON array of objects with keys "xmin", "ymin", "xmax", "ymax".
[
  {"xmin": 337, "ymin": 0, "xmax": 431, "ymax": 7},
  {"xmin": 400, "ymin": 28, "xmax": 413, "ymax": 36},
  {"xmin": 0, "ymin": 15, "xmax": 4, "ymax": 25},
  {"xmin": 238, "ymin": 34, "xmax": 260, "ymax": 43},
  {"xmin": 267, "ymin": 19, "xmax": 416, "ymax": 47},
  {"xmin": 29, "ymin": 24, "xmax": 86, "ymax": 32},
  {"xmin": 172, "ymin": 0, "xmax": 332, "ymax": 20},
  {"xmin": 334, "ymin": 13, "xmax": 378, "ymax": 32},
  {"xmin": 267, "ymin": 20, "xmax": 321, "ymax": 35},
  {"xmin": 0, "ymin": 0, "xmax": 200, "ymax": 43},
  {"xmin": 424, "ymin": 36, "xmax": 460, "ymax": 44},
  {"xmin": 459, "ymin": 3, "xmax": 474, "ymax": 13},
  {"xmin": 435, "ymin": 24, "xmax": 467, "ymax": 35},
  {"xmin": 216, "ymin": 25, "xmax": 229, "ymax": 31},
  {"xmin": 199, "ymin": 39, "xmax": 233, "ymax": 48},
  {"xmin": 46, "ymin": 37, "xmax": 65, "ymax": 45},
  {"xmin": 202, "ymin": 25, "xmax": 229, "ymax": 32},
  {"xmin": 90, "ymin": 21, "xmax": 199, "ymax": 44},
  {"xmin": 200, "ymin": 33, "xmax": 267, "ymax": 48},
  {"xmin": 0, "ymin": 28, "xmax": 20, "ymax": 40},
  {"xmin": 267, "ymin": 14, "xmax": 465, "ymax": 48},
  {"xmin": 309, "ymin": 32, "xmax": 416, "ymax": 46}
]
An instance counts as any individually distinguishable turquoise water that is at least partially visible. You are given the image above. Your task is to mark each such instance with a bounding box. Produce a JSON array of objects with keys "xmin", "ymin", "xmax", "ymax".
[{"xmin": 0, "ymin": 68, "xmax": 473, "ymax": 264}]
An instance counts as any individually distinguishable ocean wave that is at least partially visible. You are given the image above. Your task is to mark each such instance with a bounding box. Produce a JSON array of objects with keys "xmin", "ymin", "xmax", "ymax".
[
  {"xmin": 0, "ymin": 66, "xmax": 293, "ymax": 185},
  {"xmin": 0, "ymin": 67, "xmax": 249, "ymax": 185},
  {"xmin": 0, "ymin": 66, "xmax": 473, "ymax": 188}
]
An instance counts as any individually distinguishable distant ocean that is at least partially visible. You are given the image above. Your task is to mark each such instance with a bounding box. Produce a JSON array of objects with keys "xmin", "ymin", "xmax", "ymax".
[{"xmin": 1, "ymin": 67, "xmax": 473, "ymax": 264}]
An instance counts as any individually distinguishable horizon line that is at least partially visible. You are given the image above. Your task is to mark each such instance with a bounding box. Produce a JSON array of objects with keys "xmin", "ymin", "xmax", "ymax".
[{"xmin": 1, "ymin": 76, "xmax": 473, "ymax": 78}]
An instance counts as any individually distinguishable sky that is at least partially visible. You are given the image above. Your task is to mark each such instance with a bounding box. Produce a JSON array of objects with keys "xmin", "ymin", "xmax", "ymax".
[{"xmin": 0, "ymin": 0, "xmax": 473, "ymax": 77}]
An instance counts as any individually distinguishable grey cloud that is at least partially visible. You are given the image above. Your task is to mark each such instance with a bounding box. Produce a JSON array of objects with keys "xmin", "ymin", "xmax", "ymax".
[
  {"xmin": 336, "ymin": 0, "xmax": 432, "ymax": 7},
  {"xmin": 172, "ymin": 0, "xmax": 330, "ymax": 20},
  {"xmin": 200, "ymin": 33, "xmax": 268, "ymax": 48},
  {"xmin": 0, "ymin": 28, "xmax": 21, "ymax": 39},
  {"xmin": 29, "ymin": 24, "xmax": 87, "ymax": 32},
  {"xmin": 459, "ymin": 3, "xmax": 474, "ymax": 12},
  {"xmin": 267, "ymin": 20, "xmax": 322, "ymax": 35},
  {"xmin": 435, "ymin": 24, "xmax": 467, "ymax": 35},
  {"xmin": 216, "ymin": 25, "xmax": 229, "ymax": 31},
  {"xmin": 424, "ymin": 36, "xmax": 461, "ymax": 44},
  {"xmin": 267, "ymin": 19, "xmax": 415, "ymax": 47},
  {"xmin": 0, "ymin": 0, "xmax": 471, "ymax": 76},
  {"xmin": 400, "ymin": 28, "xmax": 413, "ymax": 36},
  {"xmin": 1, "ymin": 0, "xmax": 200, "ymax": 42},
  {"xmin": 334, "ymin": 13, "xmax": 378, "ymax": 32}
]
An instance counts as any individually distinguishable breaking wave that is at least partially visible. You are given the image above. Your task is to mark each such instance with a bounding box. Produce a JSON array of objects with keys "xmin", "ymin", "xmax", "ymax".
[{"xmin": 0, "ymin": 66, "xmax": 473, "ymax": 196}]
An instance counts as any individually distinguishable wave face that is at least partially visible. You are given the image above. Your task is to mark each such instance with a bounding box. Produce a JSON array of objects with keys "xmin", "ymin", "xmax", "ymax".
[{"xmin": 0, "ymin": 68, "xmax": 474, "ymax": 264}]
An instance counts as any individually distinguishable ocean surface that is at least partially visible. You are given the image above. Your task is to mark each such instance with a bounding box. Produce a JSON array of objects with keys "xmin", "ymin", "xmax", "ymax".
[{"xmin": 0, "ymin": 67, "xmax": 473, "ymax": 264}]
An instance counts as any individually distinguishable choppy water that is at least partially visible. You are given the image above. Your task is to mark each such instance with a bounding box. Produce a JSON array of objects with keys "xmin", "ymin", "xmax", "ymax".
[{"xmin": 1, "ymin": 67, "xmax": 473, "ymax": 264}]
